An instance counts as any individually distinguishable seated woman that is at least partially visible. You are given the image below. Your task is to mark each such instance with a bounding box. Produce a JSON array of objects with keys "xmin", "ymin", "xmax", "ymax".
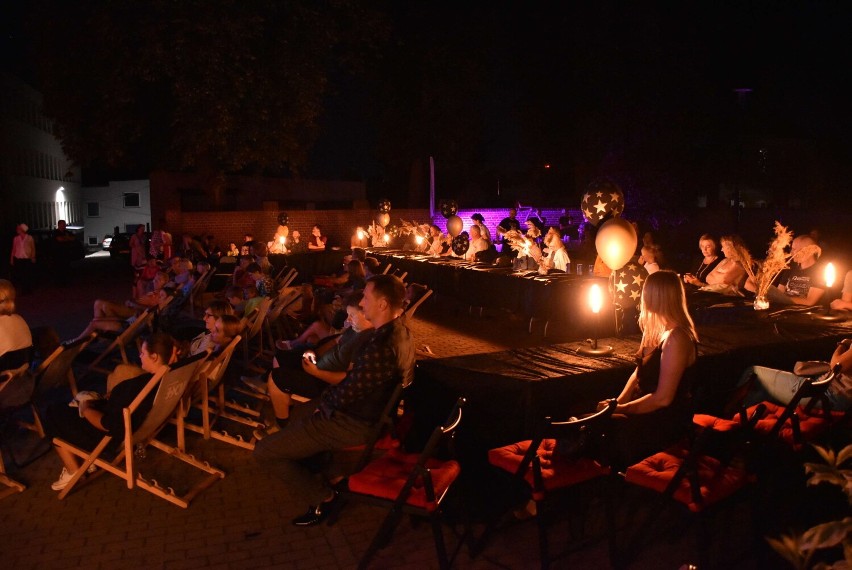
[
  {"xmin": 0, "ymin": 279, "xmax": 32, "ymax": 372},
  {"xmin": 734, "ymin": 338, "xmax": 852, "ymax": 411},
  {"xmin": 541, "ymin": 227, "xmax": 569, "ymax": 273},
  {"xmin": 183, "ymin": 300, "xmax": 235, "ymax": 356},
  {"xmin": 268, "ymin": 225, "xmax": 289, "ymax": 255},
  {"xmin": 44, "ymin": 332, "xmax": 178, "ymax": 491},
  {"xmin": 259, "ymin": 291, "xmax": 373, "ymax": 430},
  {"xmin": 307, "ymin": 225, "xmax": 327, "ymax": 251},
  {"xmin": 701, "ymin": 234, "xmax": 748, "ymax": 293},
  {"xmin": 830, "ymin": 270, "xmax": 852, "ymax": 311},
  {"xmin": 596, "ymin": 270, "xmax": 698, "ymax": 467},
  {"xmin": 683, "ymin": 233, "xmax": 722, "ymax": 287}
]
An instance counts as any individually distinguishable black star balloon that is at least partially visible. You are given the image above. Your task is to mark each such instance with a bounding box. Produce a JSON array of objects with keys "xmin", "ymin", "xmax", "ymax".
[
  {"xmin": 377, "ymin": 198, "xmax": 392, "ymax": 213},
  {"xmin": 277, "ymin": 211, "xmax": 289, "ymax": 226},
  {"xmin": 610, "ymin": 262, "xmax": 648, "ymax": 309},
  {"xmin": 441, "ymin": 199, "xmax": 459, "ymax": 219},
  {"xmin": 451, "ymin": 232, "xmax": 470, "ymax": 256},
  {"xmin": 580, "ymin": 184, "xmax": 624, "ymax": 227}
]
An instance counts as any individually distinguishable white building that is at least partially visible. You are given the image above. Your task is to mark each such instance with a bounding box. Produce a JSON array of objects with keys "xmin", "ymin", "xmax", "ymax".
[
  {"xmin": 83, "ymin": 180, "xmax": 151, "ymax": 249},
  {"xmin": 0, "ymin": 72, "xmax": 82, "ymax": 231}
]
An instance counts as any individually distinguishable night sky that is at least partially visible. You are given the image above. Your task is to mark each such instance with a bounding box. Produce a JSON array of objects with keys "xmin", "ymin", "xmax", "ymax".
[{"xmin": 3, "ymin": 2, "xmax": 852, "ymax": 208}]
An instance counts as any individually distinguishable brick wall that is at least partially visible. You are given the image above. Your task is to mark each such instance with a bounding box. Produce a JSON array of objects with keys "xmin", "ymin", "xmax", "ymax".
[{"xmin": 171, "ymin": 208, "xmax": 432, "ymax": 250}]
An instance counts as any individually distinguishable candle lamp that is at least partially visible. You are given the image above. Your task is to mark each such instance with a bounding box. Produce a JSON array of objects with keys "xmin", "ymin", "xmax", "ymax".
[
  {"xmin": 577, "ymin": 283, "xmax": 614, "ymax": 356},
  {"xmin": 813, "ymin": 262, "xmax": 846, "ymax": 322}
]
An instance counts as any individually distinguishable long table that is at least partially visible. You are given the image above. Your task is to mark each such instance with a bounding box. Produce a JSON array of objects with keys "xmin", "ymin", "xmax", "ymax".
[
  {"xmin": 367, "ymin": 249, "xmax": 608, "ymax": 332},
  {"xmin": 408, "ymin": 311, "xmax": 852, "ymax": 451}
]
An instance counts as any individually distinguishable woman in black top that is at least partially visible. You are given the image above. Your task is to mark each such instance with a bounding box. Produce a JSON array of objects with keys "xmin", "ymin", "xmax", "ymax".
[
  {"xmin": 46, "ymin": 332, "xmax": 177, "ymax": 491},
  {"xmin": 683, "ymin": 233, "xmax": 722, "ymax": 287}
]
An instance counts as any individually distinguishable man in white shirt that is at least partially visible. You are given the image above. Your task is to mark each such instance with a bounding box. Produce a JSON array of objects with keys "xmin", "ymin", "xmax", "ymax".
[
  {"xmin": 466, "ymin": 225, "xmax": 488, "ymax": 261},
  {"xmin": 10, "ymin": 223, "xmax": 36, "ymax": 294}
]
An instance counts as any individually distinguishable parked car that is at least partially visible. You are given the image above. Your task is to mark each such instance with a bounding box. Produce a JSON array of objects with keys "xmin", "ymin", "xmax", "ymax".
[
  {"xmin": 102, "ymin": 235, "xmax": 113, "ymax": 250},
  {"xmin": 107, "ymin": 231, "xmax": 149, "ymax": 263}
]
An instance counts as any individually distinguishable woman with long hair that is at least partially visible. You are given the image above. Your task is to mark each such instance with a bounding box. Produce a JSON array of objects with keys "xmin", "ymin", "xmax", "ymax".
[{"xmin": 597, "ymin": 270, "xmax": 699, "ymax": 466}]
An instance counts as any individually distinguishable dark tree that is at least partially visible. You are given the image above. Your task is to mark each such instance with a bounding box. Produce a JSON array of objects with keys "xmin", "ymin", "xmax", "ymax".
[{"xmin": 29, "ymin": 0, "xmax": 386, "ymax": 199}]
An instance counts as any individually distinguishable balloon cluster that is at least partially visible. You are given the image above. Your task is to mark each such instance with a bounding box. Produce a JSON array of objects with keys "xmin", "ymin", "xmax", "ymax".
[
  {"xmin": 610, "ymin": 262, "xmax": 648, "ymax": 309},
  {"xmin": 441, "ymin": 199, "xmax": 462, "ymax": 237},
  {"xmin": 377, "ymin": 198, "xmax": 392, "ymax": 214},
  {"xmin": 277, "ymin": 212, "xmax": 289, "ymax": 226},
  {"xmin": 581, "ymin": 179, "xmax": 624, "ymax": 227},
  {"xmin": 451, "ymin": 232, "xmax": 470, "ymax": 256}
]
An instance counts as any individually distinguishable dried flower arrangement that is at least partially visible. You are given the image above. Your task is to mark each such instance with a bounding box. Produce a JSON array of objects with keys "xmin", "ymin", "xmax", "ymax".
[
  {"xmin": 730, "ymin": 221, "xmax": 822, "ymax": 299},
  {"xmin": 503, "ymin": 229, "xmax": 543, "ymax": 265}
]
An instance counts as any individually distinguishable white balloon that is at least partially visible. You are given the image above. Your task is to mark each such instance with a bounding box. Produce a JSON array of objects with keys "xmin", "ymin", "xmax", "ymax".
[
  {"xmin": 595, "ymin": 217, "xmax": 637, "ymax": 271},
  {"xmin": 447, "ymin": 215, "xmax": 463, "ymax": 237}
]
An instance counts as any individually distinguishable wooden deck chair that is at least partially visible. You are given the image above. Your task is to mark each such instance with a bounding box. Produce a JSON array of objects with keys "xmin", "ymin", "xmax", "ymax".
[
  {"xmin": 275, "ymin": 267, "xmax": 299, "ymax": 291},
  {"xmin": 85, "ymin": 308, "xmax": 155, "ymax": 377},
  {"xmin": 263, "ymin": 288, "xmax": 303, "ymax": 354},
  {"xmin": 54, "ymin": 352, "xmax": 224, "ymax": 508},
  {"xmin": 241, "ymin": 296, "xmax": 274, "ymax": 366},
  {"xmin": 0, "ymin": 364, "xmax": 33, "ymax": 498},
  {"xmin": 188, "ymin": 268, "xmax": 215, "ymax": 317},
  {"xmin": 403, "ymin": 285, "xmax": 433, "ymax": 320},
  {"xmin": 178, "ymin": 335, "xmax": 266, "ymax": 451},
  {"xmin": 21, "ymin": 333, "xmax": 98, "ymax": 438}
]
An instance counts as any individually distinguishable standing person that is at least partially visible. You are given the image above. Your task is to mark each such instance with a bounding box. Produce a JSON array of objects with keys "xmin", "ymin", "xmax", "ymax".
[
  {"xmin": 10, "ymin": 223, "xmax": 36, "ymax": 295},
  {"xmin": 254, "ymin": 274, "xmax": 414, "ymax": 526},
  {"xmin": 51, "ymin": 220, "xmax": 78, "ymax": 285},
  {"xmin": 149, "ymin": 219, "xmax": 172, "ymax": 260},
  {"xmin": 129, "ymin": 225, "xmax": 147, "ymax": 270},
  {"xmin": 471, "ymin": 213, "xmax": 492, "ymax": 245},
  {"xmin": 496, "ymin": 207, "xmax": 520, "ymax": 253}
]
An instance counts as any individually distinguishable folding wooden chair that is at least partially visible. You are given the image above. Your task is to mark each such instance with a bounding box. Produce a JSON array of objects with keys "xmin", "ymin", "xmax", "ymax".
[
  {"xmin": 84, "ymin": 308, "xmax": 155, "ymax": 377},
  {"xmin": 54, "ymin": 352, "xmax": 224, "ymax": 508},
  {"xmin": 403, "ymin": 285, "xmax": 433, "ymax": 320},
  {"xmin": 188, "ymin": 268, "xmax": 214, "ymax": 317},
  {"xmin": 263, "ymin": 287, "xmax": 303, "ymax": 354},
  {"xmin": 241, "ymin": 296, "xmax": 273, "ymax": 366},
  {"xmin": 176, "ymin": 335, "xmax": 266, "ymax": 451},
  {"xmin": 275, "ymin": 267, "xmax": 299, "ymax": 291},
  {"xmin": 480, "ymin": 400, "xmax": 618, "ymax": 569},
  {"xmin": 21, "ymin": 333, "xmax": 98, "ymax": 438},
  {"xmin": 342, "ymin": 397, "xmax": 468, "ymax": 570},
  {"xmin": 0, "ymin": 364, "xmax": 33, "ymax": 498}
]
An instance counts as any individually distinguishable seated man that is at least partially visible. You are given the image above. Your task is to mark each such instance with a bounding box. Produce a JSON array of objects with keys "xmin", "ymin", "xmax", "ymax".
[
  {"xmin": 747, "ymin": 235, "xmax": 824, "ymax": 305},
  {"xmin": 288, "ymin": 230, "xmax": 308, "ymax": 254},
  {"xmin": 254, "ymin": 274, "xmax": 414, "ymax": 527}
]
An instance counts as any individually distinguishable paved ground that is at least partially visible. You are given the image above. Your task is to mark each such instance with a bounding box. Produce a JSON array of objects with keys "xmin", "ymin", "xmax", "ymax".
[{"xmin": 1, "ymin": 254, "xmax": 791, "ymax": 569}]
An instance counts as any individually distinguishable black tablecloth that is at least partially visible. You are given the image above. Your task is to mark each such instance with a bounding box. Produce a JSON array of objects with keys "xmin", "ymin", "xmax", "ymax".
[
  {"xmin": 269, "ymin": 250, "xmax": 347, "ymax": 283},
  {"xmin": 411, "ymin": 311, "xmax": 852, "ymax": 450},
  {"xmin": 367, "ymin": 249, "xmax": 608, "ymax": 325}
]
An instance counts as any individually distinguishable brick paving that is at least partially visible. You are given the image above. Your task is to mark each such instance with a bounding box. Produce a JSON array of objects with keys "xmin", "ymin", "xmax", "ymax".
[{"xmin": 0, "ymin": 254, "xmax": 764, "ymax": 569}]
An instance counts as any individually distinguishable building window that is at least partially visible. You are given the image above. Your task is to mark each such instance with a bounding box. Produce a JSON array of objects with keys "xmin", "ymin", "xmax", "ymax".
[
  {"xmin": 123, "ymin": 193, "xmax": 140, "ymax": 208},
  {"xmin": 87, "ymin": 202, "xmax": 100, "ymax": 217},
  {"xmin": 88, "ymin": 236, "xmax": 98, "ymax": 246}
]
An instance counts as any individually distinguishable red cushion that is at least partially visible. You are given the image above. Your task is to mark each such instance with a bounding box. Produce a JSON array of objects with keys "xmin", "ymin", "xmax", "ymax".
[
  {"xmin": 347, "ymin": 448, "xmax": 461, "ymax": 512},
  {"xmin": 693, "ymin": 414, "xmax": 742, "ymax": 432},
  {"xmin": 488, "ymin": 438, "xmax": 610, "ymax": 494},
  {"xmin": 624, "ymin": 445, "xmax": 750, "ymax": 513},
  {"xmin": 749, "ymin": 402, "xmax": 844, "ymax": 447}
]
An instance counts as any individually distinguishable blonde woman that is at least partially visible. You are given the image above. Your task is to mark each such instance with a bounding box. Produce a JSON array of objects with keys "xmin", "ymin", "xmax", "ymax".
[
  {"xmin": 597, "ymin": 270, "xmax": 698, "ymax": 466},
  {"xmin": 703, "ymin": 234, "xmax": 748, "ymax": 291}
]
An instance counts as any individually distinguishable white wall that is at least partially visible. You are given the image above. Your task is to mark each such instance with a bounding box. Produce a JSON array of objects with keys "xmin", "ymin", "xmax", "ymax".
[{"xmin": 83, "ymin": 180, "xmax": 151, "ymax": 248}]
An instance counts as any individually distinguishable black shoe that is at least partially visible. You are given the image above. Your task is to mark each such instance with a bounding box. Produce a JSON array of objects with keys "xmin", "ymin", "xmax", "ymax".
[{"xmin": 291, "ymin": 492, "xmax": 338, "ymax": 527}]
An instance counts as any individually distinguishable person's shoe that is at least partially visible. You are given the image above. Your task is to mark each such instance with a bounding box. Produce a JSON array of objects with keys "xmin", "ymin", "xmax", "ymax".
[
  {"xmin": 50, "ymin": 467, "xmax": 74, "ymax": 491},
  {"xmin": 253, "ymin": 424, "xmax": 280, "ymax": 441},
  {"xmin": 240, "ymin": 375, "xmax": 268, "ymax": 395},
  {"xmin": 291, "ymin": 492, "xmax": 338, "ymax": 527}
]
